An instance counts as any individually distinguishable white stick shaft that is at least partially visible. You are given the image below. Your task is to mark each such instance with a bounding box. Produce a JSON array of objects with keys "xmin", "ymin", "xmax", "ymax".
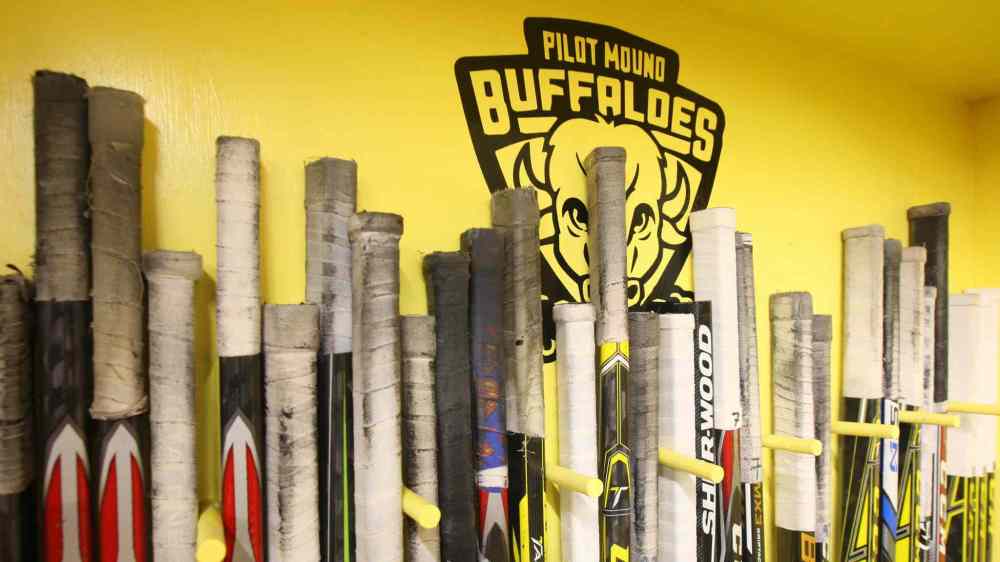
[
  {"xmin": 657, "ymin": 313, "xmax": 696, "ymax": 562},
  {"xmin": 842, "ymin": 225, "xmax": 885, "ymax": 399},
  {"xmin": 264, "ymin": 305, "xmax": 321, "ymax": 562},
  {"xmin": 691, "ymin": 208, "xmax": 741, "ymax": 429},
  {"xmin": 216, "ymin": 137, "xmax": 262, "ymax": 358},
  {"xmin": 965, "ymin": 289, "xmax": 1000, "ymax": 471},
  {"xmin": 770, "ymin": 292, "xmax": 816, "ymax": 532},
  {"xmin": 919, "ymin": 288, "xmax": 938, "ymax": 515},
  {"xmin": 350, "ymin": 213, "xmax": 404, "ymax": 562},
  {"xmin": 401, "ymin": 315, "xmax": 439, "ymax": 562},
  {"xmin": 145, "ymin": 251, "xmax": 201, "ymax": 561},
  {"xmin": 554, "ymin": 304, "xmax": 598, "ymax": 561},
  {"xmin": 947, "ymin": 293, "xmax": 982, "ymax": 476}
]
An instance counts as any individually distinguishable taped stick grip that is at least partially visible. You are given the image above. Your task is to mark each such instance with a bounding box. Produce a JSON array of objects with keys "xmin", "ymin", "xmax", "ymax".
[{"xmin": 657, "ymin": 449, "xmax": 724, "ymax": 484}]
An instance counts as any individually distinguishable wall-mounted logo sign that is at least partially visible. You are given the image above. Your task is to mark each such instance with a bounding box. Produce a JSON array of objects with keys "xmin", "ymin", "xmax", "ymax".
[{"xmin": 456, "ymin": 17, "xmax": 725, "ymax": 357}]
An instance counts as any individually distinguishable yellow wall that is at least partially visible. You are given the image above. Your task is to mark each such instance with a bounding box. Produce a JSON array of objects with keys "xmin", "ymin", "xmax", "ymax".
[{"xmin": 0, "ymin": 1, "xmax": 991, "ymax": 561}]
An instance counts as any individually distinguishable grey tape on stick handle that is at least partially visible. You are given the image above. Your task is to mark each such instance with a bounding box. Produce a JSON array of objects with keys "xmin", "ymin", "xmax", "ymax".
[
  {"xmin": 490, "ymin": 188, "xmax": 544, "ymax": 435},
  {"xmin": 812, "ymin": 314, "xmax": 833, "ymax": 543},
  {"xmin": 0, "ymin": 275, "xmax": 31, "ymax": 495},
  {"xmin": 216, "ymin": 136, "xmax": 262, "ymax": 358},
  {"xmin": 842, "ymin": 225, "xmax": 885, "ymax": 400},
  {"xmin": 401, "ymin": 315, "xmax": 439, "ymax": 562},
  {"xmin": 349, "ymin": 212, "xmax": 404, "ymax": 562},
  {"xmin": 628, "ymin": 311, "xmax": 658, "ymax": 562},
  {"xmin": 554, "ymin": 303, "xmax": 598, "ymax": 561},
  {"xmin": 770, "ymin": 292, "xmax": 816, "ymax": 532},
  {"xmin": 736, "ymin": 232, "xmax": 762, "ymax": 483},
  {"xmin": 585, "ymin": 147, "xmax": 628, "ymax": 343},
  {"xmin": 88, "ymin": 86, "xmax": 146, "ymax": 420},
  {"xmin": 883, "ymin": 240, "xmax": 902, "ymax": 400},
  {"xmin": 144, "ymin": 250, "xmax": 201, "ymax": 561},
  {"xmin": 33, "ymin": 71, "xmax": 90, "ymax": 302},
  {"xmin": 264, "ymin": 304, "xmax": 321, "ymax": 562},
  {"xmin": 305, "ymin": 158, "xmax": 356, "ymax": 354},
  {"xmin": 899, "ymin": 248, "xmax": 926, "ymax": 405}
]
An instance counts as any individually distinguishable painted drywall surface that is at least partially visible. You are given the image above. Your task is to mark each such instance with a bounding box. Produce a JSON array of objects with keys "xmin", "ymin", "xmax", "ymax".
[{"xmin": 0, "ymin": 1, "xmax": 986, "ymax": 561}]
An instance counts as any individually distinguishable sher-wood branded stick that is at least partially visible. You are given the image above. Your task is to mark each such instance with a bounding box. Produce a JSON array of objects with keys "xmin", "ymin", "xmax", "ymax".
[
  {"xmin": 880, "ymin": 240, "xmax": 902, "ymax": 562},
  {"xmin": 490, "ymin": 188, "xmax": 546, "ymax": 561},
  {"xmin": 840, "ymin": 225, "xmax": 885, "ymax": 562},
  {"xmin": 0, "ymin": 274, "xmax": 32, "ymax": 562},
  {"xmin": 814, "ymin": 315, "xmax": 833, "ymax": 562},
  {"xmin": 907, "ymin": 203, "xmax": 949, "ymax": 562},
  {"xmin": 263, "ymin": 305, "xmax": 321, "ymax": 562},
  {"xmin": 554, "ymin": 303, "xmax": 599, "ymax": 561},
  {"xmin": 585, "ymin": 147, "xmax": 632, "ymax": 561},
  {"xmin": 649, "ymin": 301, "xmax": 717, "ymax": 562},
  {"xmin": 945, "ymin": 294, "xmax": 982, "ymax": 562},
  {"xmin": 462, "ymin": 228, "xmax": 511, "ymax": 562},
  {"xmin": 304, "ymin": 157, "xmax": 357, "ymax": 562},
  {"xmin": 88, "ymin": 85, "xmax": 150, "ymax": 562},
  {"xmin": 655, "ymin": 310, "xmax": 698, "ymax": 562},
  {"xmin": 771, "ymin": 292, "xmax": 817, "ymax": 562},
  {"xmin": 216, "ymin": 136, "xmax": 265, "ymax": 562},
  {"xmin": 422, "ymin": 251, "xmax": 479, "ymax": 562},
  {"xmin": 918, "ymin": 288, "xmax": 941, "ymax": 562},
  {"xmin": 350, "ymin": 213, "xmax": 404, "ymax": 562},
  {"xmin": 736, "ymin": 232, "xmax": 765, "ymax": 562},
  {"xmin": 400, "ymin": 315, "xmax": 439, "ymax": 562},
  {"xmin": 691, "ymin": 207, "xmax": 743, "ymax": 562},
  {"xmin": 896, "ymin": 248, "xmax": 926, "ymax": 562},
  {"xmin": 143, "ymin": 251, "xmax": 202, "ymax": 562},
  {"xmin": 628, "ymin": 311, "xmax": 658, "ymax": 562},
  {"xmin": 32, "ymin": 70, "xmax": 95, "ymax": 562}
]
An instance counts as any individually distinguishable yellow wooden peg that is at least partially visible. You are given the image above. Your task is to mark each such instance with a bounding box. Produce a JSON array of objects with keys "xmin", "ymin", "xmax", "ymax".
[
  {"xmin": 945, "ymin": 401, "xmax": 1000, "ymax": 416},
  {"xmin": 546, "ymin": 463, "xmax": 604, "ymax": 498},
  {"xmin": 657, "ymin": 448, "xmax": 725, "ymax": 483},
  {"xmin": 898, "ymin": 410, "xmax": 960, "ymax": 427},
  {"xmin": 196, "ymin": 505, "xmax": 227, "ymax": 562},
  {"xmin": 402, "ymin": 487, "xmax": 441, "ymax": 529},
  {"xmin": 762, "ymin": 434, "xmax": 823, "ymax": 456},
  {"xmin": 832, "ymin": 420, "xmax": 899, "ymax": 439}
]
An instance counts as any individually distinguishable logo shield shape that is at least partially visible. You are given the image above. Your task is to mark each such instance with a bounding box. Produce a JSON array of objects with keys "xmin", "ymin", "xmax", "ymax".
[{"xmin": 456, "ymin": 17, "xmax": 725, "ymax": 358}]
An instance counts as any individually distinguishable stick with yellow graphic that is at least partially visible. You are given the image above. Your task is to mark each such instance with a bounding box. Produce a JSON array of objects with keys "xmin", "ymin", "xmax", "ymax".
[{"xmin": 586, "ymin": 146, "xmax": 632, "ymax": 562}]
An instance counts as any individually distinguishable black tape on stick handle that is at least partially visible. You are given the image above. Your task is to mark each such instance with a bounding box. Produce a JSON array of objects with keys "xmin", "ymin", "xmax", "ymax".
[
  {"xmin": 423, "ymin": 252, "xmax": 479, "ymax": 562},
  {"xmin": 32, "ymin": 70, "xmax": 94, "ymax": 562}
]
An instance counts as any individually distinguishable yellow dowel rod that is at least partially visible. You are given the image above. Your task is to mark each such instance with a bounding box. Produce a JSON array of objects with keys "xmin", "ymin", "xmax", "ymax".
[
  {"xmin": 658, "ymin": 448, "xmax": 725, "ymax": 483},
  {"xmin": 898, "ymin": 410, "xmax": 960, "ymax": 427},
  {"xmin": 762, "ymin": 434, "xmax": 823, "ymax": 456},
  {"xmin": 945, "ymin": 401, "xmax": 1000, "ymax": 416},
  {"xmin": 402, "ymin": 487, "xmax": 441, "ymax": 529},
  {"xmin": 196, "ymin": 505, "xmax": 227, "ymax": 562},
  {"xmin": 546, "ymin": 463, "xmax": 604, "ymax": 498},
  {"xmin": 832, "ymin": 420, "xmax": 899, "ymax": 439}
]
